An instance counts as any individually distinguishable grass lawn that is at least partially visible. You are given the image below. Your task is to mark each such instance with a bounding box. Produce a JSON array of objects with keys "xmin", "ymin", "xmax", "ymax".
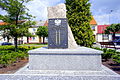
[{"xmin": 19, "ymin": 43, "xmax": 48, "ymax": 46}]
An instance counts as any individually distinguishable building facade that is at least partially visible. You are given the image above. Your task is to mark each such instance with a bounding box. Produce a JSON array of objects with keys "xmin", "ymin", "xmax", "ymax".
[
  {"xmin": 0, "ymin": 17, "xmax": 98, "ymax": 44},
  {"xmin": 90, "ymin": 17, "xmax": 97, "ymax": 42},
  {"xmin": 96, "ymin": 25, "xmax": 120, "ymax": 42}
]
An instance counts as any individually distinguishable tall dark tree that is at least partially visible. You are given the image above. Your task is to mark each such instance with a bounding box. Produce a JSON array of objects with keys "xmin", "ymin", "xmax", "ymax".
[
  {"xmin": 65, "ymin": 0, "xmax": 95, "ymax": 47},
  {"xmin": 0, "ymin": 0, "xmax": 34, "ymax": 50},
  {"xmin": 105, "ymin": 24, "xmax": 120, "ymax": 40},
  {"xmin": 36, "ymin": 26, "xmax": 48, "ymax": 44}
]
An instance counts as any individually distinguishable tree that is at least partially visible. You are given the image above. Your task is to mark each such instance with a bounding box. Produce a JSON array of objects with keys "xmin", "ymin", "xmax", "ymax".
[
  {"xmin": 65, "ymin": 0, "xmax": 95, "ymax": 47},
  {"xmin": 25, "ymin": 32, "xmax": 35, "ymax": 43},
  {"xmin": 36, "ymin": 26, "xmax": 48, "ymax": 44},
  {"xmin": 22, "ymin": 20, "xmax": 36, "ymax": 44},
  {"xmin": 0, "ymin": 0, "xmax": 34, "ymax": 50},
  {"xmin": 2, "ymin": 29, "xmax": 11, "ymax": 42},
  {"xmin": 105, "ymin": 24, "xmax": 120, "ymax": 40}
]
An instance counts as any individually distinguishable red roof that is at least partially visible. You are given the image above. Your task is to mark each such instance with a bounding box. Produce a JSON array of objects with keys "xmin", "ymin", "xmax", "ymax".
[
  {"xmin": 97, "ymin": 25, "xmax": 110, "ymax": 34},
  {"xmin": 97, "ymin": 25, "xmax": 120, "ymax": 34},
  {"xmin": 44, "ymin": 21, "xmax": 48, "ymax": 26},
  {"xmin": 0, "ymin": 20, "xmax": 25, "ymax": 26},
  {"xmin": 90, "ymin": 16, "xmax": 97, "ymax": 25},
  {"xmin": 0, "ymin": 22, "xmax": 8, "ymax": 25}
]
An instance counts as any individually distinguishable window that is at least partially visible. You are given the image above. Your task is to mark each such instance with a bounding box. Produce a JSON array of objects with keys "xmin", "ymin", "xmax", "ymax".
[
  {"xmin": 32, "ymin": 37, "xmax": 35, "ymax": 40},
  {"xmin": 103, "ymin": 34, "xmax": 109, "ymax": 40},
  {"xmin": 32, "ymin": 33, "xmax": 35, "ymax": 35},
  {"xmin": 92, "ymin": 26, "xmax": 95, "ymax": 31},
  {"xmin": 33, "ymin": 28, "xmax": 36, "ymax": 32}
]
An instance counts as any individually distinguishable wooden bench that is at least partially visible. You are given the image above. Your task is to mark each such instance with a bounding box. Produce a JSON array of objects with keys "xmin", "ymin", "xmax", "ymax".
[{"xmin": 99, "ymin": 42, "xmax": 117, "ymax": 49}]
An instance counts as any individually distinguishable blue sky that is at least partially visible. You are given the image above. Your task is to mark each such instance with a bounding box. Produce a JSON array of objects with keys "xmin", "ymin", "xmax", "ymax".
[{"xmin": 0, "ymin": 0, "xmax": 120, "ymax": 25}]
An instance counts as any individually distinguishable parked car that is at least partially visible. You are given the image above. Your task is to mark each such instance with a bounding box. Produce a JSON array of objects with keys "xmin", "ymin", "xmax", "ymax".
[
  {"xmin": 112, "ymin": 39, "xmax": 120, "ymax": 45},
  {"xmin": 0, "ymin": 42, "xmax": 4, "ymax": 45},
  {"xmin": 1, "ymin": 42, "xmax": 13, "ymax": 45}
]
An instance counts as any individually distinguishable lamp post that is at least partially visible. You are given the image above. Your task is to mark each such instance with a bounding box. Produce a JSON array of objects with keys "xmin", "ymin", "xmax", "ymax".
[
  {"xmin": 109, "ymin": 10, "xmax": 113, "ymax": 24},
  {"xmin": 102, "ymin": 26, "xmax": 104, "ymax": 42},
  {"xmin": 108, "ymin": 10, "xmax": 113, "ymax": 42}
]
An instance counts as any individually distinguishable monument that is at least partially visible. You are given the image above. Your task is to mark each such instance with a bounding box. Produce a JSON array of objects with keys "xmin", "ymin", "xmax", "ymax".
[
  {"xmin": 47, "ymin": 3, "xmax": 78, "ymax": 49},
  {"xmin": 28, "ymin": 3, "xmax": 102, "ymax": 71},
  {"xmin": 0, "ymin": 3, "xmax": 119, "ymax": 80}
]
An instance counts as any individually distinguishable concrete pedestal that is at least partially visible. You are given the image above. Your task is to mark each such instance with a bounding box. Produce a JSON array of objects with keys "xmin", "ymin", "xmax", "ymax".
[
  {"xmin": 28, "ymin": 47, "xmax": 102, "ymax": 71},
  {"xmin": 0, "ymin": 47, "xmax": 119, "ymax": 80}
]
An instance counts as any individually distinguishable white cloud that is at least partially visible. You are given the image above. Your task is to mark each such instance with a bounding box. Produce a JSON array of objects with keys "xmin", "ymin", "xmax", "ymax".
[
  {"xmin": 94, "ymin": 15, "xmax": 109, "ymax": 25},
  {"xmin": 26, "ymin": 0, "xmax": 64, "ymax": 21},
  {"xmin": 0, "ymin": 0, "xmax": 120, "ymax": 25},
  {"xmin": 91, "ymin": 0, "xmax": 120, "ymax": 24},
  {"xmin": 0, "ymin": 8, "xmax": 7, "ymax": 15}
]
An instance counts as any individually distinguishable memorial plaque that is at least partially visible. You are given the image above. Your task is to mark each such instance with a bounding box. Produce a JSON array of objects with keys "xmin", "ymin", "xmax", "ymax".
[{"xmin": 48, "ymin": 18, "xmax": 68, "ymax": 48}]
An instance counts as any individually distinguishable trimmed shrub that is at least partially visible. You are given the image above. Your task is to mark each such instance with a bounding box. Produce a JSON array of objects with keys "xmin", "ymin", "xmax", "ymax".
[
  {"xmin": 102, "ymin": 48, "xmax": 116, "ymax": 61},
  {"xmin": 0, "ymin": 45, "xmax": 41, "ymax": 68},
  {"xmin": 112, "ymin": 52, "xmax": 120, "ymax": 64}
]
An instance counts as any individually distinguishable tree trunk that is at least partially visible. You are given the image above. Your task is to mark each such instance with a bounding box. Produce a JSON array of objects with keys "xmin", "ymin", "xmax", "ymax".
[
  {"xmin": 39, "ymin": 37, "xmax": 41, "ymax": 43},
  {"xmin": 112, "ymin": 33, "xmax": 116, "ymax": 40},
  {"xmin": 7, "ymin": 36, "xmax": 10, "ymax": 42},
  {"xmin": 3, "ymin": 37, "xmax": 5, "ymax": 41},
  {"xmin": 27, "ymin": 37, "xmax": 29, "ymax": 43},
  {"xmin": 43, "ymin": 37, "xmax": 45, "ymax": 44},
  {"xmin": 14, "ymin": 36, "xmax": 18, "ymax": 51}
]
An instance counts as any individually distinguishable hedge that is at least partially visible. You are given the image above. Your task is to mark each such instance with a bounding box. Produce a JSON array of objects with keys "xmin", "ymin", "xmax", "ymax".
[
  {"xmin": 0, "ymin": 46, "xmax": 41, "ymax": 68},
  {"xmin": 93, "ymin": 47, "xmax": 120, "ymax": 64}
]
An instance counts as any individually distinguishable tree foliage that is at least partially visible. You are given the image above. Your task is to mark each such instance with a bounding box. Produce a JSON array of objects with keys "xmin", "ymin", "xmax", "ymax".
[
  {"xmin": 24, "ymin": 31, "xmax": 35, "ymax": 43},
  {"xmin": 1, "ymin": 29, "xmax": 11, "ymax": 42},
  {"xmin": 0, "ymin": 0, "xmax": 35, "ymax": 50},
  {"xmin": 105, "ymin": 24, "xmax": 120, "ymax": 40},
  {"xmin": 65, "ymin": 0, "xmax": 95, "ymax": 47},
  {"xmin": 36, "ymin": 26, "xmax": 48, "ymax": 44}
]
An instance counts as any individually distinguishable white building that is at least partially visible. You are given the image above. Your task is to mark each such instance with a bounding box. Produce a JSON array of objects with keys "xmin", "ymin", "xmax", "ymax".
[
  {"xmin": 0, "ymin": 21, "xmax": 48, "ymax": 44},
  {"xmin": 0, "ymin": 17, "xmax": 99, "ymax": 44},
  {"xmin": 96, "ymin": 25, "xmax": 120, "ymax": 42},
  {"xmin": 90, "ymin": 16, "xmax": 98, "ymax": 42}
]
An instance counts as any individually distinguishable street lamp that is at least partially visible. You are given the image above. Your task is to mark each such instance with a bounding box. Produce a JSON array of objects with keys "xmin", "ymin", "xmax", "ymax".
[{"xmin": 109, "ymin": 10, "xmax": 113, "ymax": 24}]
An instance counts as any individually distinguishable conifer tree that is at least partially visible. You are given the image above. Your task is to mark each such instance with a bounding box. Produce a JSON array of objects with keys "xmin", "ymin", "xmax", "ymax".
[
  {"xmin": 65, "ymin": 0, "xmax": 95, "ymax": 47},
  {"xmin": 0, "ymin": 0, "xmax": 35, "ymax": 50}
]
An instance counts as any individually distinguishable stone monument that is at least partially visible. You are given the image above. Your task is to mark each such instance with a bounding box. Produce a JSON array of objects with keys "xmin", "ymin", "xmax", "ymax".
[
  {"xmin": 48, "ymin": 3, "xmax": 78, "ymax": 49},
  {"xmin": 0, "ymin": 3, "xmax": 119, "ymax": 80},
  {"xmin": 27, "ymin": 4, "xmax": 103, "ymax": 71}
]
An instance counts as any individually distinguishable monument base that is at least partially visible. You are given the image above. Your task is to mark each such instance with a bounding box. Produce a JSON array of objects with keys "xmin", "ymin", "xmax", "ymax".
[
  {"xmin": 0, "ymin": 47, "xmax": 120, "ymax": 80},
  {"xmin": 28, "ymin": 47, "xmax": 102, "ymax": 71},
  {"xmin": 16, "ymin": 64, "xmax": 118, "ymax": 76},
  {"xmin": 0, "ymin": 64, "xmax": 119, "ymax": 80}
]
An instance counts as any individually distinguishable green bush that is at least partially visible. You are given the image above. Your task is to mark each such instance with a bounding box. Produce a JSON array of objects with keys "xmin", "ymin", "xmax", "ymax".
[
  {"xmin": 92, "ymin": 47, "xmax": 102, "ymax": 51},
  {"xmin": 0, "ymin": 45, "xmax": 40, "ymax": 68},
  {"xmin": 112, "ymin": 52, "xmax": 120, "ymax": 64},
  {"xmin": 92, "ymin": 47, "xmax": 116, "ymax": 61},
  {"xmin": 102, "ymin": 48, "xmax": 116, "ymax": 61}
]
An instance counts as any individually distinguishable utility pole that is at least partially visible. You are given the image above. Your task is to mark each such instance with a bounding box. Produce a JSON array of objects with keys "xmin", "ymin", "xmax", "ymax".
[{"xmin": 109, "ymin": 10, "xmax": 113, "ymax": 24}]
